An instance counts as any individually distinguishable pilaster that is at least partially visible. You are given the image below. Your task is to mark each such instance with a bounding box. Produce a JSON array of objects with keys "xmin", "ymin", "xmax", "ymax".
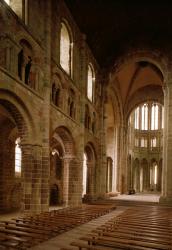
[{"xmin": 160, "ymin": 82, "xmax": 172, "ymax": 205}]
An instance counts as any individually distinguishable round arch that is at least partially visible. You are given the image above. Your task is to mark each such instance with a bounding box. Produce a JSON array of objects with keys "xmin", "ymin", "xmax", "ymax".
[
  {"xmin": 126, "ymin": 85, "xmax": 164, "ymax": 121},
  {"xmin": 53, "ymin": 126, "xmax": 76, "ymax": 155},
  {"xmin": 51, "ymin": 126, "xmax": 78, "ymax": 206},
  {"xmin": 0, "ymin": 89, "xmax": 36, "ymax": 212},
  {"xmin": 112, "ymin": 49, "xmax": 168, "ymax": 82},
  {"xmin": 0, "ymin": 89, "xmax": 36, "ymax": 142}
]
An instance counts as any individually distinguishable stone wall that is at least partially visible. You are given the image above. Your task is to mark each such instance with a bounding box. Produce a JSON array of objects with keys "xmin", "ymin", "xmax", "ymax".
[{"xmin": 0, "ymin": 0, "xmax": 103, "ymax": 214}]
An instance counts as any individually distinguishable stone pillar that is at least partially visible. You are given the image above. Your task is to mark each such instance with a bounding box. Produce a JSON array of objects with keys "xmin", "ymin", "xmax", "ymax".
[
  {"xmin": 30, "ymin": 145, "xmax": 42, "ymax": 213},
  {"xmin": 62, "ymin": 157, "xmax": 83, "ymax": 206},
  {"xmin": 21, "ymin": 144, "xmax": 33, "ymax": 213},
  {"xmin": 160, "ymin": 83, "xmax": 172, "ymax": 204},
  {"xmin": 21, "ymin": 144, "xmax": 42, "ymax": 214},
  {"xmin": 68, "ymin": 158, "xmax": 82, "ymax": 206},
  {"xmin": 118, "ymin": 124, "xmax": 127, "ymax": 194},
  {"xmin": 127, "ymin": 155, "xmax": 132, "ymax": 191},
  {"xmin": 40, "ymin": 0, "xmax": 51, "ymax": 212},
  {"xmin": 62, "ymin": 157, "xmax": 70, "ymax": 206},
  {"xmin": 130, "ymin": 157, "xmax": 134, "ymax": 190}
]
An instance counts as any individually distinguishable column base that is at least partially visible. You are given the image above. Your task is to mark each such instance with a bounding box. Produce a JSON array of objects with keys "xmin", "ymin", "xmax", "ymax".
[{"xmin": 159, "ymin": 196, "xmax": 172, "ymax": 206}]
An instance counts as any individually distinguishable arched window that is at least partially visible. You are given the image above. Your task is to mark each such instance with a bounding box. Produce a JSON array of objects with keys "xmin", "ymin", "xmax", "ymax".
[
  {"xmin": 4, "ymin": 0, "xmax": 10, "ymax": 4},
  {"xmin": 60, "ymin": 22, "xmax": 73, "ymax": 75},
  {"xmin": 141, "ymin": 103, "xmax": 148, "ymax": 130},
  {"xmin": 52, "ymin": 149, "xmax": 62, "ymax": 180},
  {"xmin": 134, "ymin": 106, "xmax": 139, "ymax": 129},
  {"xmin": 87, "ymin": 64, "xmax": 95, "ymax": 102},
  {"xmin": 140, "ymin": 137, "xmax": 147, "ymax": 147},
  {"xmin": 55, "ymin": 89, "xmax": 60, "ymax": 107},
  {"xmin": 151, "ymin": 104, "xmax": 159, "ymax": 130},
  {"xmin": 82, "ymin": 153, "xmax": 87, "ymax": 197},
  {"xmin": 162, "ymin": 106, "xmax": 164, "ymax": 129},
  {"xmin": 151, "ymin": 137, "xmax": 157, "ymax": 148},
  {"xmin": 4, "ymin": 0, "xmax": 28, "ymax": 24},
  {"xmin": 150, "ymin": 162, "xmax": 158, "ymax": 187},
  {"xmin": 154, "ymin": 164, "xmax": 158, "ymax": 185},
  {"xmin": 15, "ymin": 137, "xmax": 21, "ymax": 177}
]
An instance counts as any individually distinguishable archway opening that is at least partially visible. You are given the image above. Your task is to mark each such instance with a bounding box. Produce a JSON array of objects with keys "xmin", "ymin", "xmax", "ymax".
[
  {"xmin": 50, "ymin": 139, "xmax": 64, "ymax": 207},
  {"xmin": 128, "ymin": 101, "xmax": 163, "ymax": 195},
  {"xmin": 49, "ymin": 184, "xmax": 59, "ymax": 206},
  {"xmin": 51, "ymin": 126, "xmax": 77, "ymax": 207},
  {"xmin": 82, "ymin": 144, "xmax": 96, "ymax": 203},
  {"xmin": 0, "ymin": 100, "xmax": 28, "ymax": 213}
]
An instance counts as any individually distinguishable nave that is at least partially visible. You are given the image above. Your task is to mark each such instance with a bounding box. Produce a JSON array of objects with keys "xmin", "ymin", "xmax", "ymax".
[{"xmin": 0, "ymin": 199, "xmax": 172, "ymax": 250}]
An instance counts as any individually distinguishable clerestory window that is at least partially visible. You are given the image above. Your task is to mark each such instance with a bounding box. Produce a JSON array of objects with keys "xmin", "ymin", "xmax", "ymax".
[
  {"xmin": 151, "ymin": 104, "xmax": 159, "ymax": 130},
  {"xmin": 141, "ymin": 103, "xmax": 148, "ymax": 130},
  {"xmin": 60, "ymin": 22, "xmax": 73, "ymax": 76},
  {"xmin": 134, "ymin": 107, "xmax": 139, "ymax": 129},
  {"xmin": 4, "ymin": 0, "xmax": 28, "ymax": 24},
  {"xmin": 87, "ymin": 64, "xmax": 95, "ymax": 102}
]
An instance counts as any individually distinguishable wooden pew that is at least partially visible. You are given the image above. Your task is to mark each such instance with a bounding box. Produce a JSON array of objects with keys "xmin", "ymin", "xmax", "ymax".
[
  {"xmin": 0, "ymin": 233, "xmax": 28, "ymax": 249},
  {"xmin": 79, "ymin": 235, "xmax": 171, "ymax": 250},
  {"xmin": 0, "ymin": 204, "xmax": 115, "ymax": 249},
  {"xmin": 80, "ymin": 207, "xmax": 172, "ymax": 250}
]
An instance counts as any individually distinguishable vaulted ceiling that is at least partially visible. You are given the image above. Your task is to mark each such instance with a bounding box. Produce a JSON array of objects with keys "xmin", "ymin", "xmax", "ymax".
[
  {"xmin": 116, "ymin": 61, "xmax": 163, "ymax": 106},
  {"xmin": 65, "ymin": 0, "xmax": 168, "ymax": 109},
  {"xmin": 65, "ymin": 0, "xmax": 172, "ymax": 69}
]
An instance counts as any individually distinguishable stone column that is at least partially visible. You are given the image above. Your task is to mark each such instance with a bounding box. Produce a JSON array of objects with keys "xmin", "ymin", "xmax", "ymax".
[
  {"xmin": 21, "ymin": 144, "xmax": 33, "ymax": 214},
  {"xmin": 31, "ymin": 145, "xmax": 42, "ymax": 213},
  {"xmin": 160, "ymin": 83, "xmax": 172, "ymax": 204},
  {"xmin": 68, "ymin": 158, "xmax": 82, "ymax": 206},
  {"xmin": 118, "ymin": 123, "xmax": 128, "ymax": 194},
  {"xmin": 62, "ymin": 157, "xmax": 70, "ymax": 206},
  {"xmin": 21, "ymin": 144, "xmax": 43, "ymax": 214},
  {"xmin": 127, "ymin": 155, "xmax": 132, "ymax": 192},
  {"xmin": 130, "ymin": 157, "xmax": 134, "ymax": 190},
  {"xmin": 40, "ymin": 0, "xmax": 51, "ymax": 212}
]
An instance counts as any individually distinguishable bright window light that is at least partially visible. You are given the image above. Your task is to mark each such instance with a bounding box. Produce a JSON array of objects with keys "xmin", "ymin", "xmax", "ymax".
[
  {"xmin": 82, "ymin": 153, "xmax": 87, "ymax": 197},
  {"xmin": 15, "ymin": 137, "xmax": 21, "ymax": 176},
  {"xmin": 4, "ymin": 0, "xmax": 10, "ymax": 4}
]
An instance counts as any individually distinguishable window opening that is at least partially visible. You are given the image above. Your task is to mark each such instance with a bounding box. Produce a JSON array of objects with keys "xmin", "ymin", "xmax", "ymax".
[{"xmin": 15, "ymin": 137, "xmax": 21, "ymax": 177}]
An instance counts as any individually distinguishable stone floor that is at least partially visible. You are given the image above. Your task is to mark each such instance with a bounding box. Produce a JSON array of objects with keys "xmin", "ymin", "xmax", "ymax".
[{"xmin": 111, "ymin": 193, "xmax": 160, "ymax": 202}]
